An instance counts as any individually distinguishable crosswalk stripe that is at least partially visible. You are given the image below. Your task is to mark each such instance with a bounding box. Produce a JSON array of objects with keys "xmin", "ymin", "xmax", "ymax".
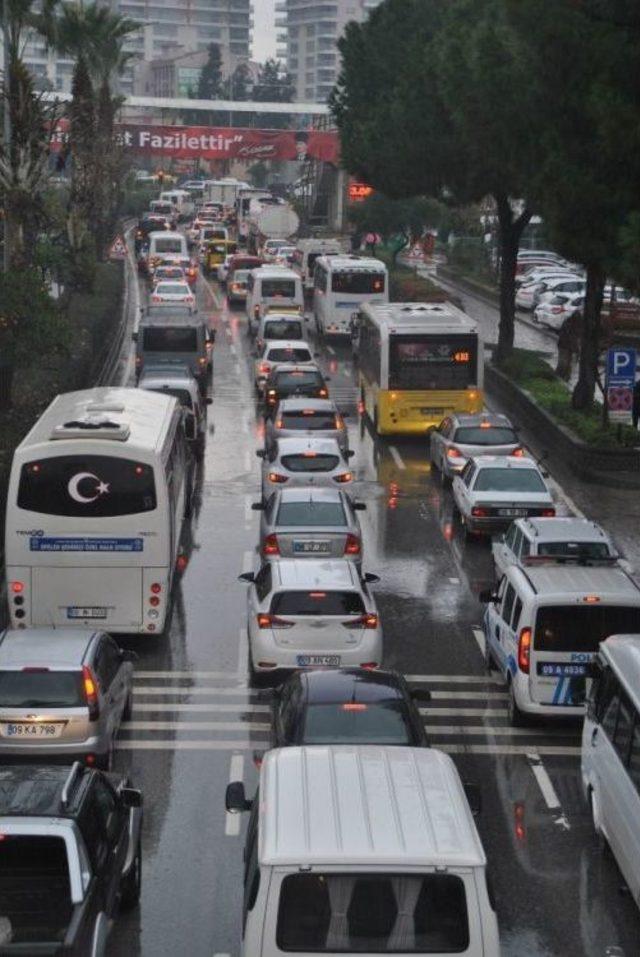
[
  {"xmin": 122, "ymin": 720, "xmax": 270, "ymax": 732},
  {"xmin": 132, "ymin": 703, "xmax": 270, "ymax": 714},
  {"xmin": 134, "ymin": 671, "xmax": 503, "ymax": 685},
  {"xmin": 439, "ymin": 744, "xmax": 581, "ymax": 756},
  {"xmin": 114, "ymin": 739, "xmax": 582, "ymax": 756},
  {"xmin": 428, "ymin": 691, "xmax": 508, "ymax": 700},
  {"xmin": 133, "ymin": 687, "xmax": 263, "ymax": 697},
  {"xmin": 424, "ymin": 725, "xmax": 578, "ymax": 738}
]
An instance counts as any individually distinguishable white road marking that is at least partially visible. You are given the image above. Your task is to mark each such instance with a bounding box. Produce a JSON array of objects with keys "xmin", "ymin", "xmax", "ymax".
[
  {"xmin": 527, "ymin": 752, "xmax": 571, "ymax": 829},
  {"xmin": 135, "ymin": 670, "xmax": 247, "ymax": 679},
  {"xmin": 422, "ymin": 707, "xmax": 507, "ymax": 716},
  {"xmin": 115, "ymin": 740, "xmax": 581, "ymax": 756},
  {"xmin": 389, "ymin": 445, "xmax": 406, "ymax": 470},
  {"xmin": 244, "ymin": 495, "xmax": 254, "ymax": 522},
  {"xmin": 133, "ymin": 687, "xmax": 263, "ymax": 697},
  {"xmin": 230, "ymin": 343, "xmax": 237, "ymax": 356},
  {"xmin": 237, "ymin": 625, "xmax": 248, "ymax": 678},
  {"xmin": 440, "ymin": 743, "xmax": 581, "ymax": 757},
  {"xmin": 132, "ymin": 703, "xmax": 270, "ymax": 714},
  {"xmin": 244, "ymin": 449, "xmax": 251, "ymax": 472},
  {"xmin": 225, "ymin": 753, "xmax": 245, "ymax": 836},
  {"xmin": 124, "ymin": 720, "xmax": 270, "ymax": 732},
  {"xmin": 427, "ymin": 690, "xmax": 509, "ymax": 700},
  {"xmin": 425, "ymin": 725, "xmax": 574, "ymax": 738},
  {"xmin": 472, "ymin": 627, "xmax": 486, "ymax": 656}
]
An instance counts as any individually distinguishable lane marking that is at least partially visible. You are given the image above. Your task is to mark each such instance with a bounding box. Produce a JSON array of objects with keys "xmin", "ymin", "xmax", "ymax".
[
  {"xmin": 225, "ymin": 754, "xmax": 245, "ymax": 837},
  {"xmin": 230, "ymin": 343, "xmax": 237, "ymax": 356},
  {"xmin": 115, "ymin": 739, "xmax": 581, "ymax": 756},
  {"xmin": 527, "ymin": 752, "xmax": 571, "ymax": 829},
  {"xmin": 123, "ymin": 720, "xmax": 270, "ymax": 732},
  {"xmin": 440, "ymin": 743, "xmax": 581, "ymax": 756},
  {"xmin": 244, "ymin": 449, "xmax": 251, "ymax": 472},
  {"xmin": 244, "ymin": 495, "xmax": 254, "ymax": 522},
  {"xmin": 405, "ymin": 674, "xmax": 503, "ymax": 684},
  {"xmin": 135, "ymin": 670, "xmax": 248, "ymax": 679},
  {"xmin": 425, "ymin": 725, "xmax": 577, "ymax": 738},
  {"xmin": 449, "ymin": 577, "xmax": 460, "ymax": 584},
  {"xmin": 472, "ymin": 627, "xmax": 486, "ymax": 657},
  {"xmin": 133, "ymin": 671, "xmax": 505, "ymax": 685},
  {"xmin": 389, "ymin": 445, "xmax": 406, "ymax": 470},
  {"xmin": 420, "ymin": 707, "xmax": 507, "ymax": 717},
  {"xmin": 429, "ymin": 690, "xmax": 508, "ymax": 700},
  {"xmin": 237, "ymin": 625, "xmax": 248, "ymax": 678},
  {"xmin": 131, "ymin": 686, "xmax": 510, "ymax": 700}
]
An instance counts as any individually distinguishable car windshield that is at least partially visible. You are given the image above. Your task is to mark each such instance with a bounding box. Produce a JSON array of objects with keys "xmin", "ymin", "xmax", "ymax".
[
  {"xmin": 275, "ymin": 371, "xmax": 322, "ymax": 389},
  {"xmin": 537, "ymin": 541, "xmax": 611, "ymax": 559},
  {"xmin": 281, "ymin": 454, "xmax": 340, "ymax": 473},
  {"xmin": 301, "ymin": 700, "xmax": 413, "ymax": 745},
  {"xmin": 280, "ymin": 410, "xmax": 336, "ymax": 430},
  {"xmin": 0, "ymin": 670, "xmax": 84, "ymax": 707},
  {"xmin": 268, "ymin": 348, "xmax": 312, "ymax": 363},
  {"xmin": 264, "ymin": 320, "xmax": 303, "ymax": 340},
  {"xmin": 454, "ymin": 426, "xmax": 517, "ymax": 445},
  {"xmin": 271, "ymin": 591, "xmax": 366, "ymax": 615},
  {"xmin": 276, "ymin": 501, "xmax": 346, "ymax": 527},
  {"xmin": 474, "ymin": 468, "xmax": 547, "ymax": 493}
]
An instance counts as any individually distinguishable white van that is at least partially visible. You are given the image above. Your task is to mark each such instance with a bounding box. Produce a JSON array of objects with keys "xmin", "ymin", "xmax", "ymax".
[
  {"xmin": 246, "ymin": 267, "xmax": 304, "ymax": 334},
  {"xmin": 159, "ymin": 189, "xmax": 194, "ymax": 221},
  {"xmin": 480, "ymin": 562, "xmax": 640, "ymax": 726},
  {"xmin": 582, "ymin": 634, "xmax": 640, "ymax": 910},
  {"xmin": 147, "ymin": 230, "xmax": 190, "ymax": 272},
  {"xmin": 293, "ymin": 238, "xmax": 342, "ymax": 291},
  {"xmin": 226, "ymin": 745, "xmax": 500, "ymax": 956}
]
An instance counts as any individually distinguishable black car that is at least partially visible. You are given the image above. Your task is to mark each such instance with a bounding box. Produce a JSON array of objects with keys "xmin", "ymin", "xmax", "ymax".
[
  {"xmin": 134, "ymin": 214, "xmax": 171, "ymax": 253},
  {"xmin": 270, "ymin": 668, "xmax": 431, "ymax": 748},
  {"xmin": 264, "ymin": 363, "xmax": 329, "ymax": 414}
]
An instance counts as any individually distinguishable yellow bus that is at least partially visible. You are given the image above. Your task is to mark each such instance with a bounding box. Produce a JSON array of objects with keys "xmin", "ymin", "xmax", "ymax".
[{"xmin": 356, "ymin": 301, "xmax": 483, "ymax": 435}]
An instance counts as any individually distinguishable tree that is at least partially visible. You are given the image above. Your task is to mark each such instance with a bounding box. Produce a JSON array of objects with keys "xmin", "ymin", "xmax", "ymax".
[
  {"xmin": 348, "ymin": 193, "xmax": 444, "ymax": 262},
  {"xmin": 197, "ymin": 43, "xmax": 223, "ymax": 101},
  {"xmin": 252, "ymin": 59, "xmax": 294, "ymax": 128}
]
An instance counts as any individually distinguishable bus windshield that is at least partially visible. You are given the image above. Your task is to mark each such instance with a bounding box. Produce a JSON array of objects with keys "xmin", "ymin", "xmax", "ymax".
[
  {"xmin": 389, "ymin": 335, "xmax": 478, "ymax": 390},
  {"xmin": 17, "ymin": 456, "xmax": 157, "ymax": 517},
  {"xmin": 535, "ymin": 605, "xmax": 640, "ymax": 653},
  {"xmin": 331, "ymin": 272, "xmax": 385, "ymax": 294}
]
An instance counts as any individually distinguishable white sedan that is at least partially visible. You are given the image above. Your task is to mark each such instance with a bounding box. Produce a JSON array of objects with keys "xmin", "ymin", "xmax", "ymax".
[
  {"xmin": 257, "ymin": 436, "xmax": 354, "ymax": 500},
  {"xmin": 534, "ymin": 292, "xmax": 584, "ymax": 330},
  {"xmin": 452, "ymin": 456, "xmax": 555, "ymax": 536},
  {"xmin": 217, "ymin": 254, "xmax": 235, "ymax": 284},
  {"xmin": 254, "ymin": 339, "xmax": 315, "ymax": 393},
  {"xmin": 150, "ymin": 281, "xmax": 196, "ymax": 311},
  {"xmin": 239, "ymin": 559, "xmax": 382, "ymax": 677},
  {"xmin": 516, "ymin": 275, "xmax": 583, "ymax": 311}
]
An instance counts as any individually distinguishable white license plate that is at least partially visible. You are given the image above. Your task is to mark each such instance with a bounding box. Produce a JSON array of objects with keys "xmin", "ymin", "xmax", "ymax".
[
  {"xmin": 296, "ymin": 655, "xmax": 341, "ymax": 667},
  {"xmin": 1, "ymin": 723, "xmax": 63, "ymax": 738},
  {"xmin": 293, "ymin": 540, "xmax": 331, "ymax": 554},
  {"xmin": 67, "ymin": 606, "xmax": 107, "ymax": 619},
  {"xmin": 498, "ymin": 508, "xmax": 527, "ymax": 517}
]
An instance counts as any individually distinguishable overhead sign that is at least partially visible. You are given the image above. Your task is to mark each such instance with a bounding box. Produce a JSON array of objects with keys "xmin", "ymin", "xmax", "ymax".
[
  {"xmin": 109, "ymin": 235, "xmax": 127, "ymax": 260},
  {"xmin": 605, "ymin": 347, "xmax": 636, "ymax": 423},
  {"xmin": 348, "ymin": 182, "xmax": 374, "ymax": 202}
]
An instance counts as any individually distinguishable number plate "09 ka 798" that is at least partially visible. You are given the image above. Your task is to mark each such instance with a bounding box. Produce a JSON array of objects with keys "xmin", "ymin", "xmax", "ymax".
[{"xmin": 1, "ymin": 723, "xmax": 63, "ymax": 738}]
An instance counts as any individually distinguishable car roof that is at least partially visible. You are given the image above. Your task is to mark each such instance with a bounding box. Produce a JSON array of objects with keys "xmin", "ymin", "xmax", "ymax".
[
  {"xmin": 0, "ymin": 629, "xmax": 97, "ymax": 667},
  {"xmin": 511, "ymin": 564, "xmax": 640, "ymax": 600},
  {"xmin": 274, "ymin": 487, "xmax": 344, "ymax": 505},
  {"xmin": 451, "ymin": 413, "xmax": 512, "ymax": 428},
  {"xmin": 276, "ymin": 397, "xmax": 336, "ymax": 412},
  {"xmin": 470, "ymin": 455, "xmax": 539, "ymax": 469},
  {"xmin": 0, "ymin": 766, "xmax": 88, "ymax": 818},
  {"xmin": 516, "ymin": 517, "xmax": 611, "ymax": 543},
  {"xmin": 262, "ymin": 313, "xmax": 303, "ymax": 323},
  {"xmin": 259, "ymin": 746, "xmax": 485, "ymax": 868},
  {"xmin": 273, "ymin": 559, "xmax": 357, "ymax": 590},
  {"xmin": 265, "ymin": 340, "xmax": 311, "ymax": 352},
  {"xmin": 293, "ymin": 668, "xmax": 405, "ymax": 705},
  {"xmin": 276, "ymin": 436, "xmax": 342, "ymax": 455}
]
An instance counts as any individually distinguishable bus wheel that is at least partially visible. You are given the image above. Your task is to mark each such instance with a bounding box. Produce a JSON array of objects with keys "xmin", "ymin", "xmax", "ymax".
[{"xmin": 507, "ymin": 679, "xmax": 528, "ymax": 728}]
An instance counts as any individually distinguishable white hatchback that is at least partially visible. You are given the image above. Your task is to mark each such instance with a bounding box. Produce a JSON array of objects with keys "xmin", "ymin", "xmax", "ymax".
[
  {"xmin": 239, "ymin": 559, "xmax": 382, "ymax": 677},
  {"xmin": 150, "ymin": 281, "xmax": 196, "ymax": 310},
  {"xmin": 258, "ymin": 436, "xmax": 354, "ymax": 500}
]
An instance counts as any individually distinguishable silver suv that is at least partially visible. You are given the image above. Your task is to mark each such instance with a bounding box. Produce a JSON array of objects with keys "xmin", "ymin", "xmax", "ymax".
[{"xmin": 0, "ymin": 628, "xmax": 136, "ymax": 769}]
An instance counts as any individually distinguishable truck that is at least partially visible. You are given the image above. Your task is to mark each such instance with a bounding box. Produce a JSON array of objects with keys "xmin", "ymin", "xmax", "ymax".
[
  {"xmin": 203, "ymin": 178, "xmax": 249, "ymax": 207},
  {"xmin": 247, "ymin": 203, "xmax": 300, "ymax": 256},
  {"xmin": 0, "ymin": 763, "xmax": 142, "ymax": 956}
]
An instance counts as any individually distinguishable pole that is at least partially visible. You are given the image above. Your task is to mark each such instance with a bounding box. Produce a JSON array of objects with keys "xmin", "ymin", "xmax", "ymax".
[{"xmin": 2, "ymin": 0, "xmax": 11, "ymax": 271}]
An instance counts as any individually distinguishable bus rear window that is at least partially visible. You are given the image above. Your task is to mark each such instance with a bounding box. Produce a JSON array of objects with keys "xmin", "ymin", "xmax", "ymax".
[
  {"xmin": 331, "ymin": 272, "xmax": 386, "ymax": 294},
  {"xmin": 262, "ymin": 280, "xmax": 296, "ymax": 298},
  {"xmin": 143, "ymin": 328, "xmax": 198, "ymax": 352},
  {"xmin": 0, "ymin": 671, "xmax": 83, "ymax": 708},
  {"xmin": 264, "ymin": 321, "xmax": 303, "ymax": 340},
  {"xmin": 153, "ymin": 238, "xmax": 183, "ymax": 254},
  {"xmin": 534, "ymin": 605, "xmax": 640, "ymax": 653},
  {"xmin": 389, "ymin": 336, "xmax": 477, "ymax": 390},
  {"xmin": 18, "ymin": 456, "xmax": 157, "ymax": 517}
]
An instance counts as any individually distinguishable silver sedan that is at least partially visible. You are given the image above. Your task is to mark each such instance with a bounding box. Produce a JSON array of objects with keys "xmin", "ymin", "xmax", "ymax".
[
  {"xmin": 254, "ymin": 487, "xmax": 366, "ymax": 561},
  {"xmin": 429, "ymin": 412, "xmax": 523, "ymax": 481},
  {"xmin": 265, "ymin": 397, "xmax": 349, "ymax": 453}
]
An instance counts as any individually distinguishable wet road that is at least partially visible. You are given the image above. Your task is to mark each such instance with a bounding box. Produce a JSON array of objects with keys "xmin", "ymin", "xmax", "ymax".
[{"xmin": 107, "ymin": 262, "xmax": 640, "ymax": 957}]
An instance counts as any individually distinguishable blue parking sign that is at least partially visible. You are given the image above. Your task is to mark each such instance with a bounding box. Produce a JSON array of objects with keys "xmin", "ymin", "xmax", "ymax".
[{"xmin": 606, "ymin": 348, "xmax": 636, "ymax": 388}]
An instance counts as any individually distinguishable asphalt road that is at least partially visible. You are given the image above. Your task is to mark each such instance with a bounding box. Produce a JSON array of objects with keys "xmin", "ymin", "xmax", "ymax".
[{"xmin": 106, "ymin": 261, "xmax": 640, "ymax": 957}]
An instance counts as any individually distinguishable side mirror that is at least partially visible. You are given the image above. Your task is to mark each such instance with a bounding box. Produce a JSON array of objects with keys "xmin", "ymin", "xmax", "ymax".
[
  {"xmin": 206, "ymin": 397, "xmax": 213, "ymax": 406},
  {"xmin": 120, "ymin": 649, "xmax": 139, "ymax": 663},
  {"xmin": 225, "ymin": 781, "xmax": 252, "ymax": 813},
  {"xmin": 478, "ymin": 588, "xmax": 499, "ymax": 604},
  {"xmin": 120, "ymin": 787, "xmax": 143, "ymax": 809},
  {"xmin": 411, "ymin": 688, "xmax": 432, "ymax": 703},
  {"xmin": 238, "ymin": 571, "xmax": 255, "ymax": 583},
  {"xmin": 256, "ymin": 449, "xmax": 266, "ymax": 458},
  {"xmin": 251, "ymin": 501, "xmax": 264, "ymax": 511},
  {"xmin": 353, "ymin": 501, "xmax": 366, "ymax": 511},
  {"xmin": 464, "ymin": 783, "xmax": 482, "ymax": 817},
  {"xmin": 346, "ymin": 450, "xmax": 355, "ymax": 459},
  {"xmin": 364, "ymin": 572, "xmax": 380, "ymax": 584}
]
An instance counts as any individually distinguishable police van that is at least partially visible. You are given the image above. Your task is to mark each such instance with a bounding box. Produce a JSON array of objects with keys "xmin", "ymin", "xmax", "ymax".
[{"xmin": 480, "ymin": 562, "xmax": 640, "ymax": 726}]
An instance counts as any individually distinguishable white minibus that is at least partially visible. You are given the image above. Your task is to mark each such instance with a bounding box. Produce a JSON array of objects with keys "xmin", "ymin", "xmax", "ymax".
[
  {"xmin": 293, "ymin": 237, "xmax": 342, "ymax": 292},
  {"xmin": 5, "ymin": 388, "xmax": 190, "ymax": 635},
  {"xmin": 313, "ymin": 255, "xmax": 388, "ymax": 336},
  {"xmin": 246, "ymin": 267, "xmax": 304, "ymax": 334},
  {"xmin": 159, "ymin": 189, "xmax": 194, "ymax": 220},
  {"xmin": 582, "ymin": 634, "xmax": 640, "ymax": 909}
]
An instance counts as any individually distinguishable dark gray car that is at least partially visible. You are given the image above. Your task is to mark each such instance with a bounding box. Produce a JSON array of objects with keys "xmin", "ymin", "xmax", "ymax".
[
  {"xmin": 253, "ymin": 487, "xmax": 366, "ymax": 561},
  {"xmin": 429, "ymin": 412, "xmax": 523, "ymax": 481},
  {"xmin": 0, "ymin": 628, "xmax": 136, "ymax": 769},
  {"xmin": 265, "ymin": 397, "xmax": 349, "ymax": 454}
]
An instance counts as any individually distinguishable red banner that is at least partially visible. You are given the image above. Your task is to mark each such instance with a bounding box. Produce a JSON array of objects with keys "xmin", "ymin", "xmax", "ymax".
[{"xmin": 115, "ymin": 125, "xmax": 339, "ymax": 164}]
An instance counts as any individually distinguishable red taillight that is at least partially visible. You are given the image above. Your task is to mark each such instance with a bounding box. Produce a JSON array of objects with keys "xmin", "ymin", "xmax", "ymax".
[
  {"xmin": 344, "ymin": 613, "xmax": 378, "ymax": 629},
  {"xmin": 341, "ymin": 703, "xmax": 367, "ymax": 712},
  {"xmin": 541, "ymin": 508, "xmax": 556, "ymax": 517},
  {"xmin": 518, "ymin": 628, "xmax": 532, "ymax": 674},
  {"xmin": 11, "ymin": 582, "xmax": 24, "ymax": 594},
  {"xmin": 447, "ymin": 446, "xmax": 462, "ymax": 459},
  {"xmin": 344, "ymin": 534, "xmax": 361, "ymax": 556},
  {"xmin": 257, "ymin": 614, "xmax": 294, "ymax": 629},
  {"xmin": 176, "ymin": 553, "xmax": 188, "ymax": 572},
  {"xmin": 318, "ymin": 388, "xmax": 328, "ymax": 398},
  {"xmin": 514, "ymin": 802, "xmax": 526, "ymax": 843},
  {"xmin": 82, "ymin": 665, "xmax": 100, "ymax": 721},
  {"xmin": 151, "ymin": 295, "xmax": 160, "ymax": 302},
  {"xmin": 551, "ymin": 306, "xmax": 564, "ymax": 314},
  {"xmin": 334, "ymin": 472, "xmax": 353, "ymax": 483},
  {"xmin": 268, "ymin": 472, "xmax": 288, "ymax": 484},
  {"xmin": 263, "ymin": 534, "xmax": 280, "ymax": 556},
  {"xmin": 360, "ymin": 662, "xmax": 379, "ymax": 670},
  {"xmin": 151, "ymin": 582, "xmax": 162, "ymax": 594},
  {"xmin": 510, "ymin": 447, "xmax": 525, "ymax": 457},
  {"xmin": 149, "ymin": 596, "xmax": 160, "ymax": 607},
  {"xmin": 471, "ymin": 506, "xmax": 489, "ymax": 517},
  {"xmin": 259, "ymin": 363, "xmax": 270, "ymax": 375}
]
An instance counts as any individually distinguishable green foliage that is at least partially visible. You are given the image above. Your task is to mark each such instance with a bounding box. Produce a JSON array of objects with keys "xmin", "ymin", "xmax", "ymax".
[
  {"xmin": 0, "ymin": 268, "xmax": 69, "ymax": 365},
  {"xmin": 252, "ymin": 59, "xmax": 294, "ymax": 129},
  {"xmin": 348, "ymin": 194, "xmax": 444, "ymax": 244},
  {"xmin": 197, "ymin": 43, "xmax": 223, "ymax": 100}
]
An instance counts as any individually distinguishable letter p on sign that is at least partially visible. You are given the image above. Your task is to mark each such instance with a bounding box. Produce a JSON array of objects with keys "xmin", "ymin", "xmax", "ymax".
[{"xmin": 606, "ymin": 347, "xmax": 636, "ymax": 388}]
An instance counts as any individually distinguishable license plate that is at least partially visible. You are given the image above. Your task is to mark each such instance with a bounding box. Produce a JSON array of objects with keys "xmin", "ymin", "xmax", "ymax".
[
  {"xmin": 67, "ymin": 606, "xmax": 107, "ymax": 619},
  {"xmin": 420, "ymin": 407, "xmax": 444, "ymax": 415},
  {"xmin": 1, "ymin": 723, "xmax": 63, "ymax": 738},
  {"xmin": 296, "ymin": 655, "xmax": 341, "ymax": 667},
  {"xmin": 537, "ymin": 663, "xmax": 589, "ymax": 677},
  {"xmin": 498, "ymin": 508, "xmax": 527, "ymax": 517},
  {"xmin": 293, "ymin": 540, "xmax": 331, "ymax": 554}
]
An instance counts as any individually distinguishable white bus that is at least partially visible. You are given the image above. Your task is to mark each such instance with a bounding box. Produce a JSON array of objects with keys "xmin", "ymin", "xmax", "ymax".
[
  {"xmin": 5, "ymin": 388, "xmax": 190, "ymax": 635},
  {"xmin": 313, "ymin": 255, "xmax": 388, "ymax": 336}
]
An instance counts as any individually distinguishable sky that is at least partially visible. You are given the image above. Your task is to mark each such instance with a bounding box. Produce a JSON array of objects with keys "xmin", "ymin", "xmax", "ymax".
[{"xmin": 252, "ymin": 0, "xmax": 278, "ymax": 62}]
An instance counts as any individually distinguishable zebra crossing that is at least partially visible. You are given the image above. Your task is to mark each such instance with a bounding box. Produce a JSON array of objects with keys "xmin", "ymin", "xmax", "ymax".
[{"xmin": 116, "ymin": 667, "xmax": 582, "ymax": 756}]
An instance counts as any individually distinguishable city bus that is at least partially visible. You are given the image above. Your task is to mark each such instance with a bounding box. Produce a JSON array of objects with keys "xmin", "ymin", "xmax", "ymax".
[
  {"xmin": 5, "ymin": 388, "xmax": 189, "ymax": 635},
  {"xmin": 356, "ymin": 301, "xmax": 483, "ymax": 435},
  {"xmin": 313, "ymin": 255, "xmax": 388, "ymax": 336}
]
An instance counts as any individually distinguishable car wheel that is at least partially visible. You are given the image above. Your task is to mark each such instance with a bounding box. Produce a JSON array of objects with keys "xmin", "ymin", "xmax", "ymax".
[
  {"xmin": 120, "ymin": 839, "xmax": 142, "ymax": 910},
  {"xmin": 97, "ymin": 738, "xmax": 115, "ymax": 772},
  {"xmin": 123, "ymin": 692, "xmax": 133, "ymax": 722},
  {"xmin": 507, "ymin": 680, "xmax": 528, "ymax": 728}
]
